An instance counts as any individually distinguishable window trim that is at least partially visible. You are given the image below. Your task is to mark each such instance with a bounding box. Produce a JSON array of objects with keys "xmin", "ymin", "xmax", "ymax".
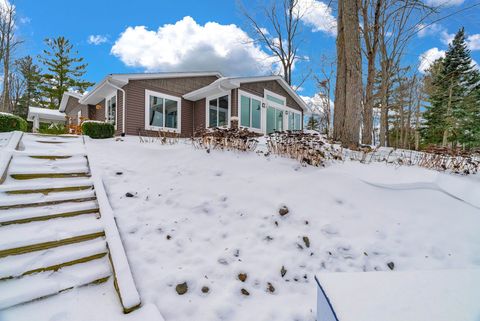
[
  {"xmin": 105, "ymin": 92, "xmax": 117, "ymax": 130},
  {"xmin": 238, "ymin": 90, "xmax": 264, "ymax": 134},
  {"xmin": 264, "ymin": 89, "xmax": 286, "ymax": 106},
  {"xmin": 263, "ymin": 89, "xmax": 303, "ymax": 132},
  {"xmin": 144, "ymin": 89, "xmax": 182, "ymax": 133},
  {"xmin": 205, "ymin": 92, "xmax": 231, "ymax": 128}
]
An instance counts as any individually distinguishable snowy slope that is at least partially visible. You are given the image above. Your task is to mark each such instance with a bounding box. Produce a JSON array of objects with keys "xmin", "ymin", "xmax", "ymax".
[{"xmin": 80, "ymin": 137, "xmax": 480, "ymax": 321}]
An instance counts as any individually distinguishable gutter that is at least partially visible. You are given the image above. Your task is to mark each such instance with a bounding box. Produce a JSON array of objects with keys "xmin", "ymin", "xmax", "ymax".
[{"xmin": 106, "ymin": 78, "xmax": 127, "ymax": 137}]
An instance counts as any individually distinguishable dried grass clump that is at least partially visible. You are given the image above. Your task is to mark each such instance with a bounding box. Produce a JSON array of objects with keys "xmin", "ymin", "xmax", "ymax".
[
  {"xmin": 266, "ymin": 131, "xmax": 343, "ymax": 167},
  {"xmin": 137, "ymin": 128, "xmax": 180, "ymax": 145},
  {"xmin": 192, "ymin": 127, "xmax": 261, "ymax": 152},
  {"xmin": 345, "ymin": 146, "xmax": 480, "ymax": 175}
]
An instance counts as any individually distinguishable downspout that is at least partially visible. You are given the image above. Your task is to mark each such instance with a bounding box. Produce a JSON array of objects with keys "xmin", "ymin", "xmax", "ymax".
[{"xmin": 106, "ymin": 78, "xmax": 126, "ymax": 137}]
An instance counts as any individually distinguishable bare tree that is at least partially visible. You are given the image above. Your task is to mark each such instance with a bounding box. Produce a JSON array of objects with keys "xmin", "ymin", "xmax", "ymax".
[
  {"xmin": 241, "ymin": 0, "xmax": 306, "ymax": 85},
  {"xmin": 333, "ymin": 0, "xmax": 363, "ymax": 147},
  {"xmin": 360, "ymin": 0, "xmax": 383, "ymax": 145},
  {"xmin": 377, "ymin": 0, "xmax": 432, "ymax": 147},
  {"xmin": 0, "ymin": 1, "xmax": 22, "ymax": 113},
  {"xmin": 314, "ymin": 55, "xmax": 335, "ymax": 136}
]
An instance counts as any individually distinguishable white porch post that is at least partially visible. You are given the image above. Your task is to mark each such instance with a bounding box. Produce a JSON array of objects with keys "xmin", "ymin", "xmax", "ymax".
[{"xmin": 32, "ymin": 115, "xmax": 40, "ymax": 133}]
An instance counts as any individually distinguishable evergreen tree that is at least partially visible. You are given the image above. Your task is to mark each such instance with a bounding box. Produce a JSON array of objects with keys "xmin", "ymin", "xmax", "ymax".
[
  {"xmin": 421, "ymin": 28, "xmax": 480, "ymax": 148},
  {"xmin": 14, "ymin": 56, "xmax": 42, "ymax": 117},
  {"xmin": 306, "ymin": 115, "xmax": 320, "ymax": 131},
  {"xmin": 421, "ymin": 58, "xmax": 446, "ymax": 145},
  {"xmin": 38, "ymin": 37, "xmax": 93, "ymax": 109}
]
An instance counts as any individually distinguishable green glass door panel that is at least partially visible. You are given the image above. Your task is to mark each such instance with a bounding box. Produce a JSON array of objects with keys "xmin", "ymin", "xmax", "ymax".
[{"xmin": 267, "ymin": 106, "xmax": 276, "ymax": 134}]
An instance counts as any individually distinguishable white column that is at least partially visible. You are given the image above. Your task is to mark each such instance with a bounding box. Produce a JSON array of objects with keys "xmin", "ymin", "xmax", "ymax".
[{"xmin": 33, "ymin": 116, "xmax": 40, "ymax": 133}]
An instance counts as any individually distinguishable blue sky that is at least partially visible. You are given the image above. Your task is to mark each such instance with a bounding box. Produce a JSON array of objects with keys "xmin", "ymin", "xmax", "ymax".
[{"xmin": 13, "ymin": 0, "xmax": 480, "ymax": 101}]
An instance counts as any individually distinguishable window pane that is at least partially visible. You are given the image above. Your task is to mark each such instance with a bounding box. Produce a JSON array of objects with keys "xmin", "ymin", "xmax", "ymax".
[
  {"xmin": 276, "ymin": 110, "xmax": 283, "ymax": 131},
  {"xmin": 209, "ymin": 98, "xmax": 217, "ymax": 127},
  {"xmin": 240, "ymin": 96, "xmax": 250, "ymax": 127},
  {"xmin": 266, "ymin": 94, "xmax": 285, "ymax": 105},
  {"xmin": 149, "ymin": 96, "xmax": 163, "ymax": 127},
  {"xmin": 108, "ymin": 96, "xmax": 116, "ymax": 125},
  {"xmin": 267, "ymin": 106, "xmax": 276, "ymax": 134},
  {"xmin": 289, "ymin": 113, "xmax": 294, "ymax": 130},
  {"xmin": 218, "ymin": 95, "xmax": 229, "ymax": 127},
  {"xmin": 294, "ymin": 113, "xmax": 301, "ymax": 130},
  {"xmin": 251, "ymin": 99, "xmax": 261, "ymax": 129},
  {"xmin": 165, "ymin": 99, "xmax": 178, "ymax": 128}
]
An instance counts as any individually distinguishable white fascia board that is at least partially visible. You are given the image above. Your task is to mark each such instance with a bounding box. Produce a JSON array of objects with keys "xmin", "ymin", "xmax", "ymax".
[{"xmin": 111, "ymin": 71, "xmax": 223, "ymax": 83}]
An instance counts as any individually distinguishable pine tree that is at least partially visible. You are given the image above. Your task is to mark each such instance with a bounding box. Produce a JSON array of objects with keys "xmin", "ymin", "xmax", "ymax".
[
  {"xmin": 14, "ymin": 56, "xmax": 42, "ymax": 118},
  {"xmin": 421, "ymin": 58, "xmax": 446, "ymax": 145},
  {"xmin": 422, "ymin": 28, "xmax": 480, "ymax": 148},
  {"xmin": 38, "ymin": 37, "xmax": 93, "ymax": 109},
  {"xmin": 306, "ymin": 115, "xmax": 320, "ymax": 131}
]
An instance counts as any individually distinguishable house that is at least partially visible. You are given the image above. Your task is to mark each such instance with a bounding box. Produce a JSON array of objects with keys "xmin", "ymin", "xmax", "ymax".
[{"xmin": 58, "ymin": 72, "xmax": 308, "ymax": 137}]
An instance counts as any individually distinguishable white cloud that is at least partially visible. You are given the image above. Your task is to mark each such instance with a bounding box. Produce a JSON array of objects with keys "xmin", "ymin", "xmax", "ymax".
[
  {"xmin": 301, "ymin": 93, "xmax": 333, "ymax": 115},
  {"xmin": 467, "ymin": 34, "xmax": 480, "ymax": 51},
  {"xmin": 417, "ymin": 23, "xmax": 443, "ymax": 38},
  {"xmin": 418, "ymin": 47, "xmax": 446, "ymax": 73},
  {"xmin": 441, "ymin": 31, "xmax": 455, "ymax": 45},
  {"xmin": 296, "ymin": 0, "xmax": 337, "ymax": 36},
  {"xmin": 88, "ymin": 34, "xmax": 108, "ymax": 45},
  {"xmin": 111, "ymin": 16, "xmax": 277, "ymax": 76},
  {"xmin": 424, "ymin": 0, "xmax": 464, "ymax": 6}
]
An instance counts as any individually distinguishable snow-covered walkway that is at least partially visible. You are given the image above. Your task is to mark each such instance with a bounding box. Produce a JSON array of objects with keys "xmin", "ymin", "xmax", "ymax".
[{"xmin": 0, "ymin": 134, "xmax": 159, "ymax": 321}]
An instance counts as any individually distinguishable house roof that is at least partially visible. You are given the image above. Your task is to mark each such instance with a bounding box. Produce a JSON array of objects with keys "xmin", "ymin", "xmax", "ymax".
[
  {"xmin": 59, "ymin": 92, "xmax": 83, "ymax": 112},
  {"xmin": 183, "ymin": 75, "xmax": 308, "ymax": 112},
  {"xmin": 79, "ymin": 72, "xmax": 223, "ymax": 105},
  {"xmin": 28, "ymin": 106, "xmax": 66, "ymax": 122}
]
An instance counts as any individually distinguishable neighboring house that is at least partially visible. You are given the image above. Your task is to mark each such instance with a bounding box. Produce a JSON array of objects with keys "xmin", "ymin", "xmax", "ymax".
[{"xmin": 57, "ymin": 71, "xmax": 308, "ymax": 137}]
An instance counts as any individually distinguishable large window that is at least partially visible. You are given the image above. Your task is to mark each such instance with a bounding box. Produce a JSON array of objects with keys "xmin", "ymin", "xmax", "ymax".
[
  {"xmin": 208, "ymin": 94, "xmax": 229, "ymax": 127},
  {"xmin": 145, "ymin": 90, "xmax": 180, "ymax": 131},
  {"xmin": 288, "ymin": 112, "xmax": 302, "ymax": 131},
  {"xmin": 106, "ymin": 95, "xmax": 116, "ymax": 126},
  {"xmin": 240, "ymin": 93, "xmax": 261, "ymax": 130}
]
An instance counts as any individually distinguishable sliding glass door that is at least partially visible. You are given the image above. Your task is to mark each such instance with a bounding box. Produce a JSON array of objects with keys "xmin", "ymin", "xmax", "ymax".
[{"xmin": 266, "ymin": 106, "xmax": 284, "ymax": 134}]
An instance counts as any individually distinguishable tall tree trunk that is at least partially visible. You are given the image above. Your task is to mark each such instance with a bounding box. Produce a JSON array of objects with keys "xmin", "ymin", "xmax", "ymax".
[
  {"xmin": 379, "ymin": 58, "xmax": 389, "ymax": 147},
  {"xmin": 361, "ymin": 0, "xmax": 382, "ymax": 145},
  {"xmin": 333, "ymin": 0, "xmax": 346, "ymax": 141},
  {"xmin": 334, "ymin": 0, "xmax": 363, "ymax": 146}
]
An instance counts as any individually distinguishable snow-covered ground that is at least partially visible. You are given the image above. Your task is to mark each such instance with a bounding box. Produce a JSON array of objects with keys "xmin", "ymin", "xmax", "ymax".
[{"xmin": 77, "ymin": 136, "xmax": 479, "ymax": 321}]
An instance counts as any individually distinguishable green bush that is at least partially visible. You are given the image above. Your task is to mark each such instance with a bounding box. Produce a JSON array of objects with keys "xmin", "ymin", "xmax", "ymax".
[
  {"xmin": 39, "ymin": 122, "xmax": 67, "ymax": 135},
  {"xmin": 0, "ymin": 113, "xmax": 28, "ymax": 132},
  {"xmin": 82, "ymin": 121, "xmax": 115, "ymax": 139}
]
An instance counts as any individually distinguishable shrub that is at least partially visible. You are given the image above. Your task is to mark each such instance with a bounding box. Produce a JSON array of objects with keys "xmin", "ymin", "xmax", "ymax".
[
  {"xmin": 81, "ymin": 121, "xmax": 114, "ymax": 139},
  {"xmin": 192, "ymin": 127, "xmax": 261, "ymax": 152},
  {"xmin": 39, "ymin": 122, "xmax": 67, "ymax": 135},
  {"xmin": 0, "ymin": 112, "xmax": 28, "ymax": 132}
]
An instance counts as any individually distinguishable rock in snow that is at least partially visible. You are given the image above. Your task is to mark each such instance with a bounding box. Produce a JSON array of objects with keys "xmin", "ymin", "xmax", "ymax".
[{"xmin": 175, "ymin": 282, "xmax": 188, "ymax": 295}]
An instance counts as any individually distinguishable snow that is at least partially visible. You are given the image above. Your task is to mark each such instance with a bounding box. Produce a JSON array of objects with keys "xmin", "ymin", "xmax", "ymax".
[
  {"xmin": 0, "ymin": 238, "xmax": 107, "ymax": 279},
  {"xmin": 0, "ymin": 199, "xmax": 99, "ymax": 224},
  {"xmin": 79, "ymin": 136, "xmax": 480, "ymax": 321},
  {"xmin": 85, "ymin": 137, "xmax": 142, "ymax": 311},
  {"xmin": 316, "ymin": 269, "xmax": 480, "ymax": 321},
  {"xmin": 0, "ymin": 215, "xmax": 104, "ymax": 252},
  {"xmin": 1, "ymin": 134, "xmax": 479, "ymax": 320},
  {"xmin": 0, "ymin": 256, "xmax": 111, "ymax": 309}
]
